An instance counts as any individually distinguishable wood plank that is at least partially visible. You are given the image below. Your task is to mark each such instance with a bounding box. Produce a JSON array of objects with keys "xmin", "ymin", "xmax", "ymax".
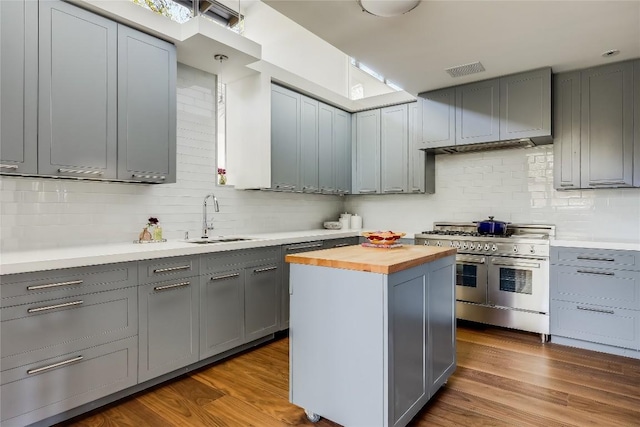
[{"xmin": 285, "ymin": 245, "xmax": 455, "ymax": 274}]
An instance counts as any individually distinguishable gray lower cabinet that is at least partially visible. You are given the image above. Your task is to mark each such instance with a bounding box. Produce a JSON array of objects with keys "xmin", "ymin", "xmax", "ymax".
[
  {"xmin": 550, "ymin": 246, "xmax": 640, "ymax": 355},
  {"xmin": 117, "ymin": 25, "xmax": 177, "ymax": 184},
  {"xmin": 455, "ymin": 79, "xmax": 500, "ymax": 145},
  {"xmin": 381, "ymin": 104, "xmax": 409, "ymax": 194},
  {"xmin": 0, "ymin": 0, "xmax": 38, "ymax": 175},
  {"xmin": 138, "ymin": 275, "xmax": 199, "ymax": 383},
  {"xmin": 38, "ymin": 0, "xmax": 118, "ymax": 179},
  {"xmin": 271, "ymin": 84, "xmax": 301, "ymax": 191},
  {"xmin": 289, "ymin": 254, "xmax": 456, "ymax": 427},
  {"xmin": 0, "ymin": 262, "xmax": 138, "ymax": 426},
  {"xmin": 554, "ymin": 60, "xmax": 638, "ymax": 189},
  {"xmin": 244, "ymin": 261, "xmax": 280, "ymax": 341},
  {"xmin": 420, "ymin": 88, "xmax": 455, "ymax": 149},
  {"xmin": 353, "ymin": 109, "xmax": 381, "ymax": 194}
]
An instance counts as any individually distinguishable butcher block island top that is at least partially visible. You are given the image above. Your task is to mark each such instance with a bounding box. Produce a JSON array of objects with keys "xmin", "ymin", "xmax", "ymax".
[{"xmin": 285, "ymin": 244, "xmax": 456, "ymax": 274}]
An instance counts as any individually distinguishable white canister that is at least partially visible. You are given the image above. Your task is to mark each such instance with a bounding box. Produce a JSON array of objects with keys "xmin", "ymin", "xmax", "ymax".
[
  {"xmin": 350, "ymin": 214, "xmax": 362, "ymax": 230},
  {"xmin": 339, "ymin": 217, "xmax": 350, "ymax": 230}
]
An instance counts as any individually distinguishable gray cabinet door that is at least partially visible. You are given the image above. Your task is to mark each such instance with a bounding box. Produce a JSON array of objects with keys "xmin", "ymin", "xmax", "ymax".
[
  {"xmin": 199, "ymin": 269, "xmax": 244, "ymax": 359},
  {"xmin": 634, "ymin": 60, "xmax": 640, "ymax": 188},
  {"xmin": 38, "ymin": 0, "xmax": 117, "ymax": 179},
  {"xmin": 381, "ymin": 104, "xmax": 409, "ymax": 194},
  {"xmin": 420, "ymin": 87, "xmax": 455, "ymax": 149},
  {"xmin": 354, "ymin": 109, "xmax": 381, "ymax": 194},
  {"xmin": 408, "ymin": 102, "xmax": 426, "ymax": 194},
  {"xmin": 580, "ymin": 61, "xmax": 634, "ymax": 187},
  {"xmin": 271, "ymin": 84, "xmax": 300, "ymax": 191},
  {"xmin": 455, "ymin": 79, "xmax": 500, "ymax": 145},
  {"xmin": 300, "ymin": 96, "xmax": 319, "ymax": 193},
  {"xmin": 553, "ymin": 71, "xmax": 582, "ymax": 190},
  {"xmin": 117, "ymin": 25, "xmax": 177, "ymax": 184},
  {"xmin": 334, "ymin": 108, "xmax": 352, "ymax": 194},
  {"xmin": 138, "ymin": 277, "xmax": 199, "ymax": 382},
  {"xmin": 0, "ymin": 0, "xmax": 38, "ymax": 175},
  {"xmin": 318, "ymin": 103, "xmax": 335, "ymax": 193},
  {"xmin": 245, "ymin": 262, "xmax": 280, "ymax": 342},
  {"xmin": 499, "ymin": 68, "xmax": 551, "ymax": 140}
]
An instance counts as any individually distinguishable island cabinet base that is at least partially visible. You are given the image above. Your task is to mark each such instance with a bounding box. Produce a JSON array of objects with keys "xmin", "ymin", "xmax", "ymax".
[{"xmin": 289, "ymin": 255, "xmax": 456, "ymax": 427}]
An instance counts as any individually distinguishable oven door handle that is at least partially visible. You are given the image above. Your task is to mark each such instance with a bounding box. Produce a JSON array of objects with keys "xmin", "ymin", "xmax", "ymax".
[
  {"xmin": 491, "ymin": 259, "xmax": 541, "ymax": 269},
  {"xmin": 457, "ymin": 255, "xmax": 486, "ymax": 264}
]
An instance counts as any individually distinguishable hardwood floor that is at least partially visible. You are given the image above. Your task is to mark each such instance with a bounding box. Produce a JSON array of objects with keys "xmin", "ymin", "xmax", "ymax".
[{"xmin": 59, "ymin": 323, "xmax": 640, "ymax": 427}]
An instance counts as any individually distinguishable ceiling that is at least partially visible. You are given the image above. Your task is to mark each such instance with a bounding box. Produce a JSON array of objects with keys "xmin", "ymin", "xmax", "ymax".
[{"xmin": 263, "ymin": 0, "xmax": 640, "ymax": 96}]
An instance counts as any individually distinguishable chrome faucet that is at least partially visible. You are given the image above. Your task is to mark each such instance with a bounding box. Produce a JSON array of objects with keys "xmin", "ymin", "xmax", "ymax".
[{"xmin": 202, "ymin": 193, "xmax": 219, "ymax": 238}]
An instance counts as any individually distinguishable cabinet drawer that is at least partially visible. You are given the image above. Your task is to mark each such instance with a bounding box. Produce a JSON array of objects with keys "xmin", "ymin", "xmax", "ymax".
[
  {"xmin": 551, "ymin": 265, "xmax": 640, "ymax": 310},
  {"xmin": 0, "ymin": 262, "xmax": 136, "ymax": 308},
  {"xmin": 1, "ymin": 287, "xmax": 137, "ymax": 371},
  {"xmin": 550, "ymin": 300, "xmax": 640, "ymax": 350},
  {"xmin": 201, "ymin": 247, "xmax": 280, "ymax": 274},
  {"xmin": 551, "ymin": 247, "xmax": 640, "ymax": 270},
  {"xmin": 138, "ymin": 255, "xmax": 199, "ymax": 285},
  {"xmin": 0, "ymin": 336, "xmax": 137, "ymax": 427},
  {"xmin": 322, "ymin": 237, "xmax": 359, "ymax": 249}
]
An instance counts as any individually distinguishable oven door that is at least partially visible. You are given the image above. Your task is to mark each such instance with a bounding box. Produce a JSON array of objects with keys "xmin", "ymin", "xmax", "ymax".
[
  {"xmin": 455, "ymin": 254, "xmax": 488, "ymax": 304},
  {"xmin": 487, "ymin": 256, "xmax": 549, "ymax": 313}
]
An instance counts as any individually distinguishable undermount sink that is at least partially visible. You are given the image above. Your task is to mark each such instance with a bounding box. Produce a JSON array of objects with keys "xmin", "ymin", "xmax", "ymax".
[{"xmin": 185, "ymin": 237, "xmax": 254, "ymax": 244}]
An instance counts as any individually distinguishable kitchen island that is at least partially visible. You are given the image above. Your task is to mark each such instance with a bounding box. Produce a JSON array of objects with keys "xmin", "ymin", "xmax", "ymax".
[{"xmin": 286, "ymin": 245, "xmax": 456, "ymax": 427}]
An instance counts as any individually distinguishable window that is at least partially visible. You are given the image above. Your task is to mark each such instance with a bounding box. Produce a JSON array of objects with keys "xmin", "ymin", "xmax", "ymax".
[
  {"xmin": 216, "ymin": 79, "xmax": 227, "ymax": 179},
  {"xmin": 349, "ymin": 57, "xmax": 403, "ymax": 92},
  {"xmin": 132, "ymin": 0, "xmax": 244, "ymax": 33}
]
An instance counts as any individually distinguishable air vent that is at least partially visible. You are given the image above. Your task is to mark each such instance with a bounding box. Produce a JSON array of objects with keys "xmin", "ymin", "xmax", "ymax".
[{"xmin": 445, "ymin": 61, "xmax": 486, "ymax": 78}]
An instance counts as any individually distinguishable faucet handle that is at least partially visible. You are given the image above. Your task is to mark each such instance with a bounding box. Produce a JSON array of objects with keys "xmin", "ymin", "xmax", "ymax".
[{"xmin": 184, "ymin": 231, "xmax": 189, "ymax": 240}]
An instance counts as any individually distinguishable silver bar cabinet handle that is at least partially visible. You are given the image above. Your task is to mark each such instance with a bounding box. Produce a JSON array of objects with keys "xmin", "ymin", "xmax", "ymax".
[
  {"xmin": 27, "ymin": 356, "xmax": 83, "ymax": 375},
  {"xmin": 28, "ymin": 300, "xmax": 83, "ymax": 313},
  {"xmin": 0, "ymin": 164, "xmax": 19, "ymax": 170},
  {"xmin": 153, "ymin": 265, "xmax": 191, "ymax": 274},
  {"xmin": 154, "ymin": 281, "xmax": 190, "ymax": 291},
  {"xmin": 58, "ymin": 168, "xmax": 103, "ymax": 176},
  {"xmin": 211, "ymin": 273, "xmax": 240, "ymax": 281},
  {"xmin": 254, "ymin": 266, "xmax": 277, "ymax": 274},
  {"xmin": 132, "ymin": 174, "xmax": 166, "ymax": 181},
  {"xmin": 576, "ymin": 270, "xmax": 615, "ymax": 276},
  {"xmin": 577, "ymin": 306, "xmax": 614, "ymax": 315},
  {"xmin": 358, "ymin": 189, "xmax": 377, "ymax": 194},
  {"xmin": 333, "ymin": 243, "xmax": 351, "ymax": 248},
  {"xmin": 287, "ymin": 243, "xmax": 323, "ymax": 251},
  {"xmin": 383, "ymin": 188, "xmax": 405, "ymax": 193},
  {"xmin": 576, "ymin": 256, "xmax": 615, "ymax": 262},
  {"xmin": 27, "ymin": 280, "xmax": 83, "ymax": 291}
]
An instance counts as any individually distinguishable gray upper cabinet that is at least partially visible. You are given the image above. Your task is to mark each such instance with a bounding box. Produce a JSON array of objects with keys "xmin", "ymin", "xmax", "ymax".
[
  {"xmin": 581, "ymin": 61, "xmax": 634, "ymax": 188},
  {"xmin": 381, "ymin": 104, "xmax": 409, "ymax": 194},
  {"xmin": 455, "ymin": 79, "xmax": 500, "ymax": 145},
  {"xmin": 553, "ymin": 71, "xmax": 582, "ymax": 190},
  {"xmin": 117, "ymin": 25, "xmax": 177, "ymax": 184},
  {"xmin": 554, "ymin": 60, "xmax": 638, "ymax": 190},
  {"xmin": 318, "ymin": 104, "xmax": 335, "ymax": 193},
  {"xmin": 271, "ymin": 84, "xmax": 301, "ymax": 191},
  {"xmin": 334, "ymin": 109, "xmax": 352, "ymax": 194},
  {"xmin": 38, "ymin": 0, "xmax": 118, "ymax": 179},
  {"xmin": 500, "ymin": 68, "xmax": 551, "ymax": 140},
  {"xmin": 0, "ymin": 0, "xmax": 38, "ymax": 175},
  {"xmin": 420, "ymin": 87, "xmax": 455, "ymax": 149},
  {"xmin": 353, "ymin": 109, "xmax": 381, "ymax": 194},
  {"xmin": 300, "ymin": 96, "xmax": 319, "ymax": 192},
  {"xmin": 409, "ymin": 102, "xmax": 434, "ymax": 194}
]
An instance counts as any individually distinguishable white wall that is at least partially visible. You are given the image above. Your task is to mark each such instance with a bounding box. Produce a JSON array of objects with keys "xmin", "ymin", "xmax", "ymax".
[
  {"xmin": 0, "ymin": 64, "xmax": 343, "ymax": 252},
  {"xmin": 345, "ymin": 146, "xmax": 640, "ymax": 242}
]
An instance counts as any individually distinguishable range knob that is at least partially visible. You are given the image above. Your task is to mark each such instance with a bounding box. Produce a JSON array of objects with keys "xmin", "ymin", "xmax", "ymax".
[
  {"xmin": 513, "ymin": 245, "xmax": 519, "ymax": 253},
  {"xmin": 491, "ymin": 244, "xmax": 498, "ymax": 252},
  {"xmin": 484, "ymin": 243, "xmax": 490, "ymax": 251},
  {"xmin": 436, "ymin": 241, "xmax": 442, "ymax": 247},
  {"xmin": 454, "ymin": 241, "xmax": 461, "ymax": 249},
  {"xmin": 530, "ymin": 245, "xmax": 536, "ymax": 254},
  {"xmin": 450, "ymin": 241, "xmax": 455, "ymax": 247},
  {"xmin": 462, "ymin": 242, "xmax": 469, "ymax": 250},
  {"xmin": 469, "ymin": 243, "xmax": 475, "ymax": 250},
  {"xmin": 423, "ymin": 240, "xmax": 429, "ymax": 246}
]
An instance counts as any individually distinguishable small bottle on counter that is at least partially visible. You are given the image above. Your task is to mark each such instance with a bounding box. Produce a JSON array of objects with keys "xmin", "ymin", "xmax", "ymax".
[{"xmin": 153, "ymin": 226, "xmax": 163, "ymax": 241}]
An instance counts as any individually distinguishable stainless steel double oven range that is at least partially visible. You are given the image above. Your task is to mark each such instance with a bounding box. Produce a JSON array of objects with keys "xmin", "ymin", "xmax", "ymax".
[{"xmin": 415, "ymin": 222, "xmax": 555, "ymax": 341}]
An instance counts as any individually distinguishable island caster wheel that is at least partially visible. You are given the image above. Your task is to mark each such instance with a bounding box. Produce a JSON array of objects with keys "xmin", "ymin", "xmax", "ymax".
[{"xmin": 305, "ymin": 409, "xmax": 321, "ymax": 423}]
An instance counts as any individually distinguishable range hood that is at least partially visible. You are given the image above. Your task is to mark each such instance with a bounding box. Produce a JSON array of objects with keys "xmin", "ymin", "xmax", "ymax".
[{"xmin": 431, "ymin": 137, "xmax": 551, "ymax": 155}]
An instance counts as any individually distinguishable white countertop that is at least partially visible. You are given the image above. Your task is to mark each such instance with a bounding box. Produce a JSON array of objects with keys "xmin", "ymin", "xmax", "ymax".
[
  {"xmin": 0, "ymin": 230, "xmax": 362, "ymax": 275},
  {"xmin": 552, "ymin": 239, "xmax": 640, "ymax": 252}
]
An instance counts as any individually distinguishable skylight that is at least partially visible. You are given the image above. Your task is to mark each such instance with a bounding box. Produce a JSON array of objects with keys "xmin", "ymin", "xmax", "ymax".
[{"xmin": 350, "ymin": 57, "xmax": 403, "ymax": 92}]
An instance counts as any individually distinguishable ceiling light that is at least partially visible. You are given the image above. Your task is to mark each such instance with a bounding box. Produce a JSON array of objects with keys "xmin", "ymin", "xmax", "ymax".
[
  {"xmin": 214, "ymin": 54, "xmax": 229, "ymax": 63},
  {"xmin": 358, "ymin": 0, "xmax": 421, "ymax": 17},
  {"xmin": 601, "ymin": 49, "xmax": 620, "ymax": 58}
]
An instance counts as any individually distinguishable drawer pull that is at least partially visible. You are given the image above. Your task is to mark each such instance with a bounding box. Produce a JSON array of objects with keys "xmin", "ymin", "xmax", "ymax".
[
  {"xmin": 577, "ymin": 306, "xmax": 615, "ymax": 315},
  {"xmin": 153, "ymin": 265, "xmax": 191, "ymax": 274},
  {"xmin": 154, "ymin": 281, "xmax": 191, "ymax": 291},
  {"xmin": 286, "ymin": 243, "xmax": 323, "ymax": 251},
  {"xmin": 28, "ymin": 300, "xmax": 83, "ymax": 313},
  {"xmin": 576, "ymin": 270, "xmax": 615, "ymax": 276},
  {"xmin": 211, "ymin": 273, "xmax": 240, "ymax": 281},
  {"xmin": 27, "ymin": 280, "xmax": 83, "ymax": 291},
  {"xmin": 333, "ymin": 243, "xmax": 351, "ymax": 248},
  {"xmin": 254, "ymin": 266, "xmax": 277, "ymax": 274},
  {"xmin": 576, "ymin": 256, "xmax": 615, "ymax": 262},
  {"xmin": 0, "ymin": 164, "xmax": 19, "ymax": 170},
  {"xmin": 58, "ymin": 168, "xmax": 103, "ymax": 176},
  {"xmin": 383, "ymin": 188, "xmax": 405, "ymax": 193},
  {"xmin": 358, "ymin": 189, "xmax": 377, "ymax": 194},
  {"xmin": 132, "ymin": 174, "xmax": 166, "ymax": 181},
  {"xmin": 27, "ymin": 356, "xmax": 83, "ymax": 375}
]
